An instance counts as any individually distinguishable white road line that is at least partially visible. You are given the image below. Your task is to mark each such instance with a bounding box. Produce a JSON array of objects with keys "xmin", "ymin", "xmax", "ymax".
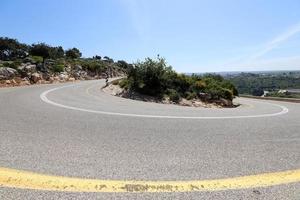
[{"xmin": 40, "ymin": 83, "xmax": 289, "ymax": 119}]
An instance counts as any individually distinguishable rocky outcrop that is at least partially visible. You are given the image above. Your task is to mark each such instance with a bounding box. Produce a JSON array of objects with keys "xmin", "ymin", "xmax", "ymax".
[
  {"xmin": 30, "ymin": 72, "xmax": 42, "ymax": 83},
  {"xmin": 0, "ymin": 67, "xmax": 18, "ymax": 80},
  {"xmin": 18, "ymin": 63, "xmax": 36, "ymax": 74},
  {"xmin": 0, "ymin": 61, "xmax": 124, "ymax": 87}
]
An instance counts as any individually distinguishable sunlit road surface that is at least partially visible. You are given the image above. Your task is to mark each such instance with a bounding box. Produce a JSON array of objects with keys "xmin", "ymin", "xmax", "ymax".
[{"xmin": 0, "ymin": 79, "xmax": 299, "ymax": 199}]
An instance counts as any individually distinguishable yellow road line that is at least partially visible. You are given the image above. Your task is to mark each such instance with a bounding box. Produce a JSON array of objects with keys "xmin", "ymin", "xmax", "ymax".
[{"xmin": 0, "ymin": 167, "xmax": 300, "ymax": 193}]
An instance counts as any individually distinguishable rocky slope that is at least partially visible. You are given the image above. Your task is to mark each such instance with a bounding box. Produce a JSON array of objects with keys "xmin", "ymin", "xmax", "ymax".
[{"xmin": 0, "ymin": 61, "xmax": 125, "ymax": 87}]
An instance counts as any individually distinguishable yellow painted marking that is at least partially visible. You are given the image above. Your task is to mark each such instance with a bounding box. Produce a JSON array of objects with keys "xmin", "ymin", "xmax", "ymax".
[{"xmin": 0, "ymin": 167, "xmax": 300, "ymax": 193}]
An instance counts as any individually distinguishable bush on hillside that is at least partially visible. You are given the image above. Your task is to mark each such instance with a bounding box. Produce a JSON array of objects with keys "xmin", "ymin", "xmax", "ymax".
[
  {"xmin": 122, "ymin": 57, "xmax": 238, "ymax": 102},
  {"xmin": 52, "ymin": 64, "xmax": 64, "ymax": 73},
  {"xmin": 66, "ymin": 48, "xmax": 82, "ymax": 59},
  {"xmin": 0, "ymin": 37, "xmax": 29, "ymax": 60},
  {"xmin": 79, "ymin": 59, "xmax": 106, "ymax": 74},
  {"xmin": 30, "ymin": 56, "xmax": 44, "ymax": 63},
  {"xmin": 166, "ymin": 89, "xmax": 180, "ymax": 102},
  {"xmin": 2, "ymin": 60, "xmax": 22, "ymax": 70}
]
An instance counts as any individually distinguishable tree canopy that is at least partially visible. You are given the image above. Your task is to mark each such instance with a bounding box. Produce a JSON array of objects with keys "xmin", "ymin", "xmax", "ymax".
[
  {"xmin": 0, "ymin": 37, "xmax": 29, "ymax": 60},
  {"xmin": 65, "ymin": 48, "xmax": 82, "ymax": 59}
]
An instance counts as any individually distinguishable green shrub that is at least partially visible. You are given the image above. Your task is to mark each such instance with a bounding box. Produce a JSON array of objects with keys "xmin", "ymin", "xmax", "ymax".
[
  {"xmin": 167, "ymin": 89, "xmax": 181, "ymax": 102},
  {"xmin": 119, "ymin": 79, "xmax": 129, "ymax": 89},
  {"xmin": 127, "ymin": 56, "xmax": 176, "ymax": 96},
  {"xmin": 185, "ymin": 91, "xmax": 197, "ymax": 100},
  {"xmin": 31, "ymin": 56, "xmax": 43, "ymax": 63},
  {"xmin": 112, "ymin": 80, "xmax": 119, "ymax": 85},
  {"xmin": 80, "ymin": 59, "xmax": 105, "ymax": 74},
  {"xmin": 65, "ymin": 48, "xmax": 81, "ymax": 59},
  {"xmin": 2, "ymin": 60, "xmax": 21, "ymax": 69},
  {"xmin": 123, "ymin": 57, "xmax": 238, "ymax": 102},
  {"xmin": 52, "ymin": 64, "xmax": 64, "ymax": 73},
  {"xmin": 222, "ymin": 88, "xmax": 234, "ymax": 100}
]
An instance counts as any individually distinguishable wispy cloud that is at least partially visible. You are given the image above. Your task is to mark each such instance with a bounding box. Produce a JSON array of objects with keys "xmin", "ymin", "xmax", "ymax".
[
  {"xmin": 226, "ymin": 56, "xmax": 300, "ymax": 71},
  {"xmin": 189, "ymin": 55, "xmax": 300, "ymax": 73},
  {"xmin": 248, "ymin": 22, "xmax": 300, "ymax": 60},
  {"xmin": 222, "ymin": 22, "xmax": 300, "ymax": 71}
]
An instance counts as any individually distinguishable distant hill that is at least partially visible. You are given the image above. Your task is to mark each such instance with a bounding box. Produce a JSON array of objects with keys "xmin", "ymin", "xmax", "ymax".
[
  {"xmin": 186, "ymin": 71, "xmax": 300, "ymax": 96},
  {"xmin": 222, "ymin": 71, "xmax": 300, "ymax": 96}
]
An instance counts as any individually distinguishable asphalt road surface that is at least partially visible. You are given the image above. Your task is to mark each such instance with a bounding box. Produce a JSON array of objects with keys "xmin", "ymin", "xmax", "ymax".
[{"xmin": 0, "ymin": 79, "xmax": 299, "ymax": 199}]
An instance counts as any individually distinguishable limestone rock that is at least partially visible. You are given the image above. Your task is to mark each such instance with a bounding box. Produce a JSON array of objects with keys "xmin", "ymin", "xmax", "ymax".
[
  {"xmin": 0, "ymin": 67, "xmax": 17, "ymax": 80},
  {"xmin": 30, "ymin": 72, "xmax": 42, "ymax": 83}
]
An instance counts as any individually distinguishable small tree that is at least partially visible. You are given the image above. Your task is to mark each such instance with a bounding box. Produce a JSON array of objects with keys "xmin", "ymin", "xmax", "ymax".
[
  {"xmin": 117, "ymin": 60, "xmax": 130, "ymax": 69},
  {"xmin": 127, "ymin": 56, "xmax": 175, "ymax": 96},
  {"xmin": 93, "ymin": 55, "xmax": 101, "ymax": 60},
  {"xmin": 0, "ymin": 37, "xmax": 29, "ymax": 60},
  {"xmin": 50, "ymin": 46, "xmax": 64, "ymax": 59},
  {"xmin": 251, "ymin": 88, "xmax": 264, "ymax": 96},
  {"xmin": 103, "ymin": 56, "xmax": 114, "ymax": 63},
  {"xmin": 65, "ymin": 48, "xmax": 82, "ymax": 59},
  {"xmin": 30, "ymin": 43, "xmax": 51, "ymax": 63}
]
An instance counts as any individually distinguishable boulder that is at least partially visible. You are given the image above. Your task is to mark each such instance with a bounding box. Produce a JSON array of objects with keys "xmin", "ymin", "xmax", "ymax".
[
  {"xmin": 11, "ymin": 79, "xmax": 17, "ymax": 84},
  {"xmin": 219, "ymin": 98, "xmax": 233, "ymax": 107},
  {"xmin": 49, "ymin": 76, "xmax": 59, "ymax": 83},
  {"xmin": 74, "ymin": 65, "xmax": 82, "ymax": 71},
  {"xmin": 59, "ymin": 73, "xmax": 69, "ymax": 81},
  {"xmin": 20, "ymin": 80, "xmax": 31, "ymax": 86},
  {"xmin": 53, "ymin": 76, "xmax": 60, "ymax": 81},
  {"xmin": 22, "ymin": 77, "xmax": 30, "ymax": 82},
  {"xmin": 30, "ymin": 72, "xmax": 42, "ymax": 83},
  {"xmin": 68, "ymin": 77, "xmax": 75, "ymax": 82},
  {"xmin": 179, "ymin": 98, "xmax": 193, "ymax": 107},
  {"xmin": 41, "ymin": 73, "xmax": 51, "ymax": 81},
  {"xmin": 0, "ymin": 67, "xmax": 18, "ymax": 80},
  {"xmin": 18, "ymin": 63, "xmax": 37, "ymax": 75},
  {"xmin": 36, "ymin": 63, "xmax": 48, "ymax": 73},
  {"xmin": 73, "ymin": 70, "xmax": 87, "ymax": 80},
  {"xmin": 198, "ymin": 92, "xmax": 211, "ymax": 101},
  {"xmin": 65, "ymin": 65, "xmax": 72, "ymax": 73}
]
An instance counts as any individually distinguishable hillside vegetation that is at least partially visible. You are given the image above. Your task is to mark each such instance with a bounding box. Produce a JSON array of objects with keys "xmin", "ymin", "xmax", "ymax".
[
  {"xmin": 0, "ymin": 37, "xmax": 127, "ymax": 85},
  {"xmin": 1, "ymin": 37, "xmax": 238, "ymax": 106},
  {"xmin": 116, "ymin": 57, "xmax": 238, "ymax": 106},
  {"xmin": 226, "ymin": 72, "xmax": 300, "ymax": 96}
]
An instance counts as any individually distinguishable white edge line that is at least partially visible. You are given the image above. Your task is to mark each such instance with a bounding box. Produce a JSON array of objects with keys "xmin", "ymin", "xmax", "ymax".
[{"xmin": 40, "ymin": 84, "xmax": 289, "ymax": 119}]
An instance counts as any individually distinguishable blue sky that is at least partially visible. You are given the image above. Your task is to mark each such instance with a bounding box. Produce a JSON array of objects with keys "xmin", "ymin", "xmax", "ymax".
[{"xmin": 1, "ymin": 0, "xmax": 300, "ymax": 72}]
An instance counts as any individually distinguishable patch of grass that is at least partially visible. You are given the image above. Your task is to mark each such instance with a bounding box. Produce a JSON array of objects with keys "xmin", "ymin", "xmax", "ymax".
[
  {"xmin": 52, "ymin": 64, "xmax": 64, "ymax": 73},
  {"xmin": 185, "ymin": 91, "xmax": 197, "ymax": 100},
  {"xmin": 31, "ymin": 56, "xmax": 43, "ymax": 63},
  {"xmin": 119, "ymin": 79, "xmax": 129, "ymax": 89},
  {"xmin": 2, "ymin": 60, "xmax": 22, "ymax": 69}
]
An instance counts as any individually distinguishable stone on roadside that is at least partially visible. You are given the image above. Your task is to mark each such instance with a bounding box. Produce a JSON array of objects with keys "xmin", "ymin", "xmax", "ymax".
[
  {"xmin": 11, "ymin": 79, "xmax": 17, "ymax": 84},
  {"xmin": 30, "ymin": 72, "xmax": 42, "ymax": 83},
  {"xmin": 0, "ymin": 67, "xmax": 18, "ymax": 80},
  {"xmin": 68, "ymin": 77, "xmax": 75, "ymax": 82},
  {"xmin": 219, "ymin": 98, "xmax": 233, "ymax": 107}
]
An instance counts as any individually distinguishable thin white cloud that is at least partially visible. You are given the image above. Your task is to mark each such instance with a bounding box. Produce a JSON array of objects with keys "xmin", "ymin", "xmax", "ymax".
[
  {"xmin": 221, "ymin": 22, "xmax": 300, "ymax": 71},
  {"xmin": 185, "ymin": 55, "xmax": 300, "ymax": 73},
  {"xmin": 227, "ymin": 56, "xmax": 300, "ymax": 70},
  {"xmin": 248, "ymin": 22, "xmax": 300, "ymax": 60}
]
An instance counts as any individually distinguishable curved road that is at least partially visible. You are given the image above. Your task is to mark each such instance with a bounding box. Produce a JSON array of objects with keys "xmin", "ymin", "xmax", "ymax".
[{"xmin": 0, "ymin": 79, "xmax": 299, "ymax": 199}]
